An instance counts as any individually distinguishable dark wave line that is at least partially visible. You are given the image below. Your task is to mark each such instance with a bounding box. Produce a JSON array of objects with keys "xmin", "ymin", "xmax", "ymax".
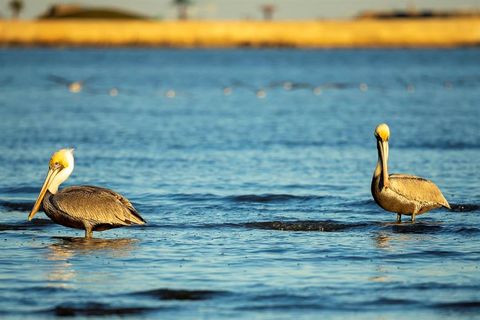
[
  {"xmin": 450, "ymin": 204, "xmax": 480, "ymax": 212},
  {"xmin": 454, "ymin": 226, "xmax": 480, "ymax": 234},
  {"xmin": 237, "ymin": 298, "xmax": 480, "ymax": 312},
  {"xmin": 433, "ymin": 301, "xmax": 480, "ymax": 310},
  {"xmin": 236, "ymin": 303, "xmax": 325, "ymax": 311},
  {"xmin": 40, "ymin": 302, "xmax": 159, "ymax": 317},
  {"xmin": 367, "ymin": 297, "xmax": 420, "ymax": 306},
  {"xmin": 0, "ymin": 219, "xmax": 54, "ymax": 231},
  {"xmin": 228, "ymin": 194, "xmax": 328, "ymax": 203},
  {"xmin": 384, "ymin": 223, "xmax": 443, "ymax": 234},
  {"xmin": 244, "ymin": 220, "xmax": 370, "ymax": 232},
  {"xmin": 0, "ymin": 200, "xmax": 33, "ymax": 212},
  {"xmin": 388, "ymin": 282, "xmax": 480, "ymax": 291},
  {"xmin": 133, "ymin": 288, "xmax": 229, "ymax": 301},
  {"xmin": 0, "ymin": 186, "xmax": 39, "ymax": 194},
  {"xmin": 11, "ymin": 286, "xmax": 72, "ymax": 294}
]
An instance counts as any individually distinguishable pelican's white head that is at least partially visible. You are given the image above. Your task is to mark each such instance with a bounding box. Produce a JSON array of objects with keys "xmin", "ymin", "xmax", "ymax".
[
  {"xmin": 48, "ymin": 148, "xmax": 75, "ymax": 192},
  {"xmin": 28, "ymin": 148, "xmax": 75, "ymax": 221},
  {"xmin": 374, "ymin": 123, "xmax": 390, "ymax": 142}
]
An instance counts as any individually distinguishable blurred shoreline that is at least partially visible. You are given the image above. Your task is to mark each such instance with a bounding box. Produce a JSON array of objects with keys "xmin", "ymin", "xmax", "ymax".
[{"xmin": 0, "ymin": 18, "xmax": 479, "ymax": 48}]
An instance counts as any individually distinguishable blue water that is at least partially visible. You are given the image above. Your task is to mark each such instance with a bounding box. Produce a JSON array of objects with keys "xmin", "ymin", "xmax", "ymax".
[{"xmin": 0, "ymin": 48, "xmax": 479, "ymax": 319}]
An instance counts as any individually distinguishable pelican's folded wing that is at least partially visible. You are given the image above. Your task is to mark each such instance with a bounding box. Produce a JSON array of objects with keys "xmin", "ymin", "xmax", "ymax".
[
  {"xmin": 389, "ymin": 174, "xmax": 450, "ymax": 209},
  {"xmin": 50, "ymin": 186, "xmax": 146, "ymax": 226}
]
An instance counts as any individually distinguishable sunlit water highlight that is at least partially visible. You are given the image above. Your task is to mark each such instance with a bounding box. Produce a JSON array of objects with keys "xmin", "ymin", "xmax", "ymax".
[{"xmin": 0, "ymin": 48, "xmax": 479, "ymax": 319}]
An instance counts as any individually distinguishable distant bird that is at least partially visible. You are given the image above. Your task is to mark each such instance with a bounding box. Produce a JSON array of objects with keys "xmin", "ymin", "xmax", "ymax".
[
  {"xmin": 309, "ymin": 82, "xmax": 354, "ymax": 95},
  {"xmin": 28, "ymin": 149, "xmax": 145, "ymax": 238},
  {"xmin": 47, "ymin": 75, "xmax": 85, "ymax": 93},
  {"xmin": 223, "ymin": 80, "xmax": 267, "ymax": 99},
  {"xmin": 268, "ymin": 80, "xmax": 311, "ymax": 91},
  {"xmin": 282, "ymin": 81, "xmax": 293, "ymax": 90},
  {"xmin": 371, "ymin": 124, "xmax": 450, "ymax": 222},
  {"xmin": 68, "ymin": 81, "xmax": 82, "ymax": 93},
  {"xmin": 165, "ymin": 89, "xmax": 176, "ymax": 98},
  {"xmin": 359, "ymin": 83, "xmax": 368, "ymax": 92},
  {"xmin": 222, "ymin": 86, "xmax": 232, "ymax": 95},
  {"xmin": 255, "ymin": 88, "xmax": 267, "ymax": 99},
  {"xmin": 109, "ymin": 87, "xmax": 119, "ymax": 96}
]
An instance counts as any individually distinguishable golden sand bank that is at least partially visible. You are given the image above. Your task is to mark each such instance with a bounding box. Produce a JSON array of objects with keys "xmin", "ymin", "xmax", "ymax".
[{"xmin": 0, "ymin": 19, "xmax": 479, "ymax": 47}]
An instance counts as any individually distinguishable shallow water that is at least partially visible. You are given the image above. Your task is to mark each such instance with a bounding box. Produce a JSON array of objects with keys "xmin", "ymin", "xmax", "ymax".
[{"xmin": 0, "ymin": 48, "xmax": 479, "ymax": 319}]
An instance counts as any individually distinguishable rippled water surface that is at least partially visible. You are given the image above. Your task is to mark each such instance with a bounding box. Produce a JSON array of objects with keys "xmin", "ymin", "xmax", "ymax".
[{"xmin": 1, "ymin": 48, "xmax": 479, "ymax": 319}]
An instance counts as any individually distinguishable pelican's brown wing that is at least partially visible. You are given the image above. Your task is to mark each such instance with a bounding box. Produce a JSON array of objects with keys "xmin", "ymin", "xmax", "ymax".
[
  {"xmin": 389, "ymin": 174, "xmax": 450, "ymax": 209},
  {"xmin": 50, "ymin": 186, "xmax": 146, "ymax": 227}
]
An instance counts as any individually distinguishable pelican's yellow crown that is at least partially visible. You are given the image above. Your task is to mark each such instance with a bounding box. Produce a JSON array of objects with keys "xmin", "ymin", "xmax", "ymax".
[
  {"xmin": 375, "ymin": 123, "xmax": 390, "ymax": 141},
  {"xmin": 49, "ymin": 148, "xmax": 74, "ymax": 169}
]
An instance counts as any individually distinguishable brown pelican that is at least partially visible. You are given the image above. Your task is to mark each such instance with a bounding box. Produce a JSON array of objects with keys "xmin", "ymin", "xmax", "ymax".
[
  {"xmin": 28, "ymin": 149, "xmax": 145, "ymax": 238},
  {"xmin": 371, "ymin": 123, "xmax": 450, "ymax": 222}
]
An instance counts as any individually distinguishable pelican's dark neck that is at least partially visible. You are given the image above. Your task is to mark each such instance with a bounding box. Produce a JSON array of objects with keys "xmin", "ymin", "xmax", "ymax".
[
  {"xmin": 43, "ymin": 190, "xmax": 52, "ymax": 203},
  {"xmin": 374, "ymin": 141, "xmax": 383, "ymax": 178},
  {"xmin": 374, "ymin": 140, "xmax": 388, "ymax": 189}
]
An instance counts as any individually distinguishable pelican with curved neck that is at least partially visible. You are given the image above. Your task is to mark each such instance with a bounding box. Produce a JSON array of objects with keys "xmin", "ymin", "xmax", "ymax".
[
  {"xmin": 374, "ymin": 123, "xmax": 390, "ymax": 190},
  {"xmin": 29, "ymin": 148, "xmax": 74, "ymax": 220},
  {"xmin": 371, "ymin": 123, "xmax": 450, "ymax": 222},
  {"xmin": 28, "ymin": 148, "xmax": 145, "ymax": 238}
]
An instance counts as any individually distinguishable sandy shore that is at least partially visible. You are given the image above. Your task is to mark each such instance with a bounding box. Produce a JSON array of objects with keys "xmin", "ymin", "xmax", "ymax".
[{"xmin": 0, "ymin": 19, "xmax": 479, "ymax": 47}]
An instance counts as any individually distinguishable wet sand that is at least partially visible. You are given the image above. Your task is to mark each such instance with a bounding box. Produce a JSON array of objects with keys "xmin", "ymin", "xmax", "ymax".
[{"xmin": 0, "ymin": 18, "xmax": 479, "ymax": 47}]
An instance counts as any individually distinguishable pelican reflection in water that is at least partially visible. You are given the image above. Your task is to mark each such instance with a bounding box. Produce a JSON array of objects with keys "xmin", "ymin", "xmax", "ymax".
[
  {"xmin": 49, "ymin": 237, "xmax": 138, "ymax": 257},
  {"xmin": 29, "ymin": 149, "xmax": 146, "ymax": 238},
  {"xmin": 46, "ymin": 237, "xmax": 137, "ymax": 287},
  {"xmin": 371, "ymin": 124, "xmax": 450, "ymax": 222}
]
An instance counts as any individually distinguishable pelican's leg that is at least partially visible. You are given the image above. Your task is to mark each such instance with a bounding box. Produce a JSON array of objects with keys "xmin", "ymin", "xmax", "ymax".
[
  {"xmin": 411, "ymin": 213, "xmax": 416, "ymax": 223},
  {"xmin": 396, "ymin": 213, "xmax": 402, "ymax": 223},
  {"xmin": 84, "ymin": 226, "xmax": 93, "ymax": 238}
]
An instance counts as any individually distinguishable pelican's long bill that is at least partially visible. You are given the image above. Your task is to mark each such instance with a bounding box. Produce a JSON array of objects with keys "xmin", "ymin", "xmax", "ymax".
[
  {"xmin": 378, "ymin": 140, "xmax": 389, "ymax": 188},
  {"xmin": 28, "ymin": 166, "xmax": 61, "ymax": 221}
]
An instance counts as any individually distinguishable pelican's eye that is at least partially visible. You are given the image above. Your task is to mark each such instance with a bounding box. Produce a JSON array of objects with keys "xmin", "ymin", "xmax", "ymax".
[{"xmin": 49, "ymin": 149, "xmax": 72, "ymax": 169}]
